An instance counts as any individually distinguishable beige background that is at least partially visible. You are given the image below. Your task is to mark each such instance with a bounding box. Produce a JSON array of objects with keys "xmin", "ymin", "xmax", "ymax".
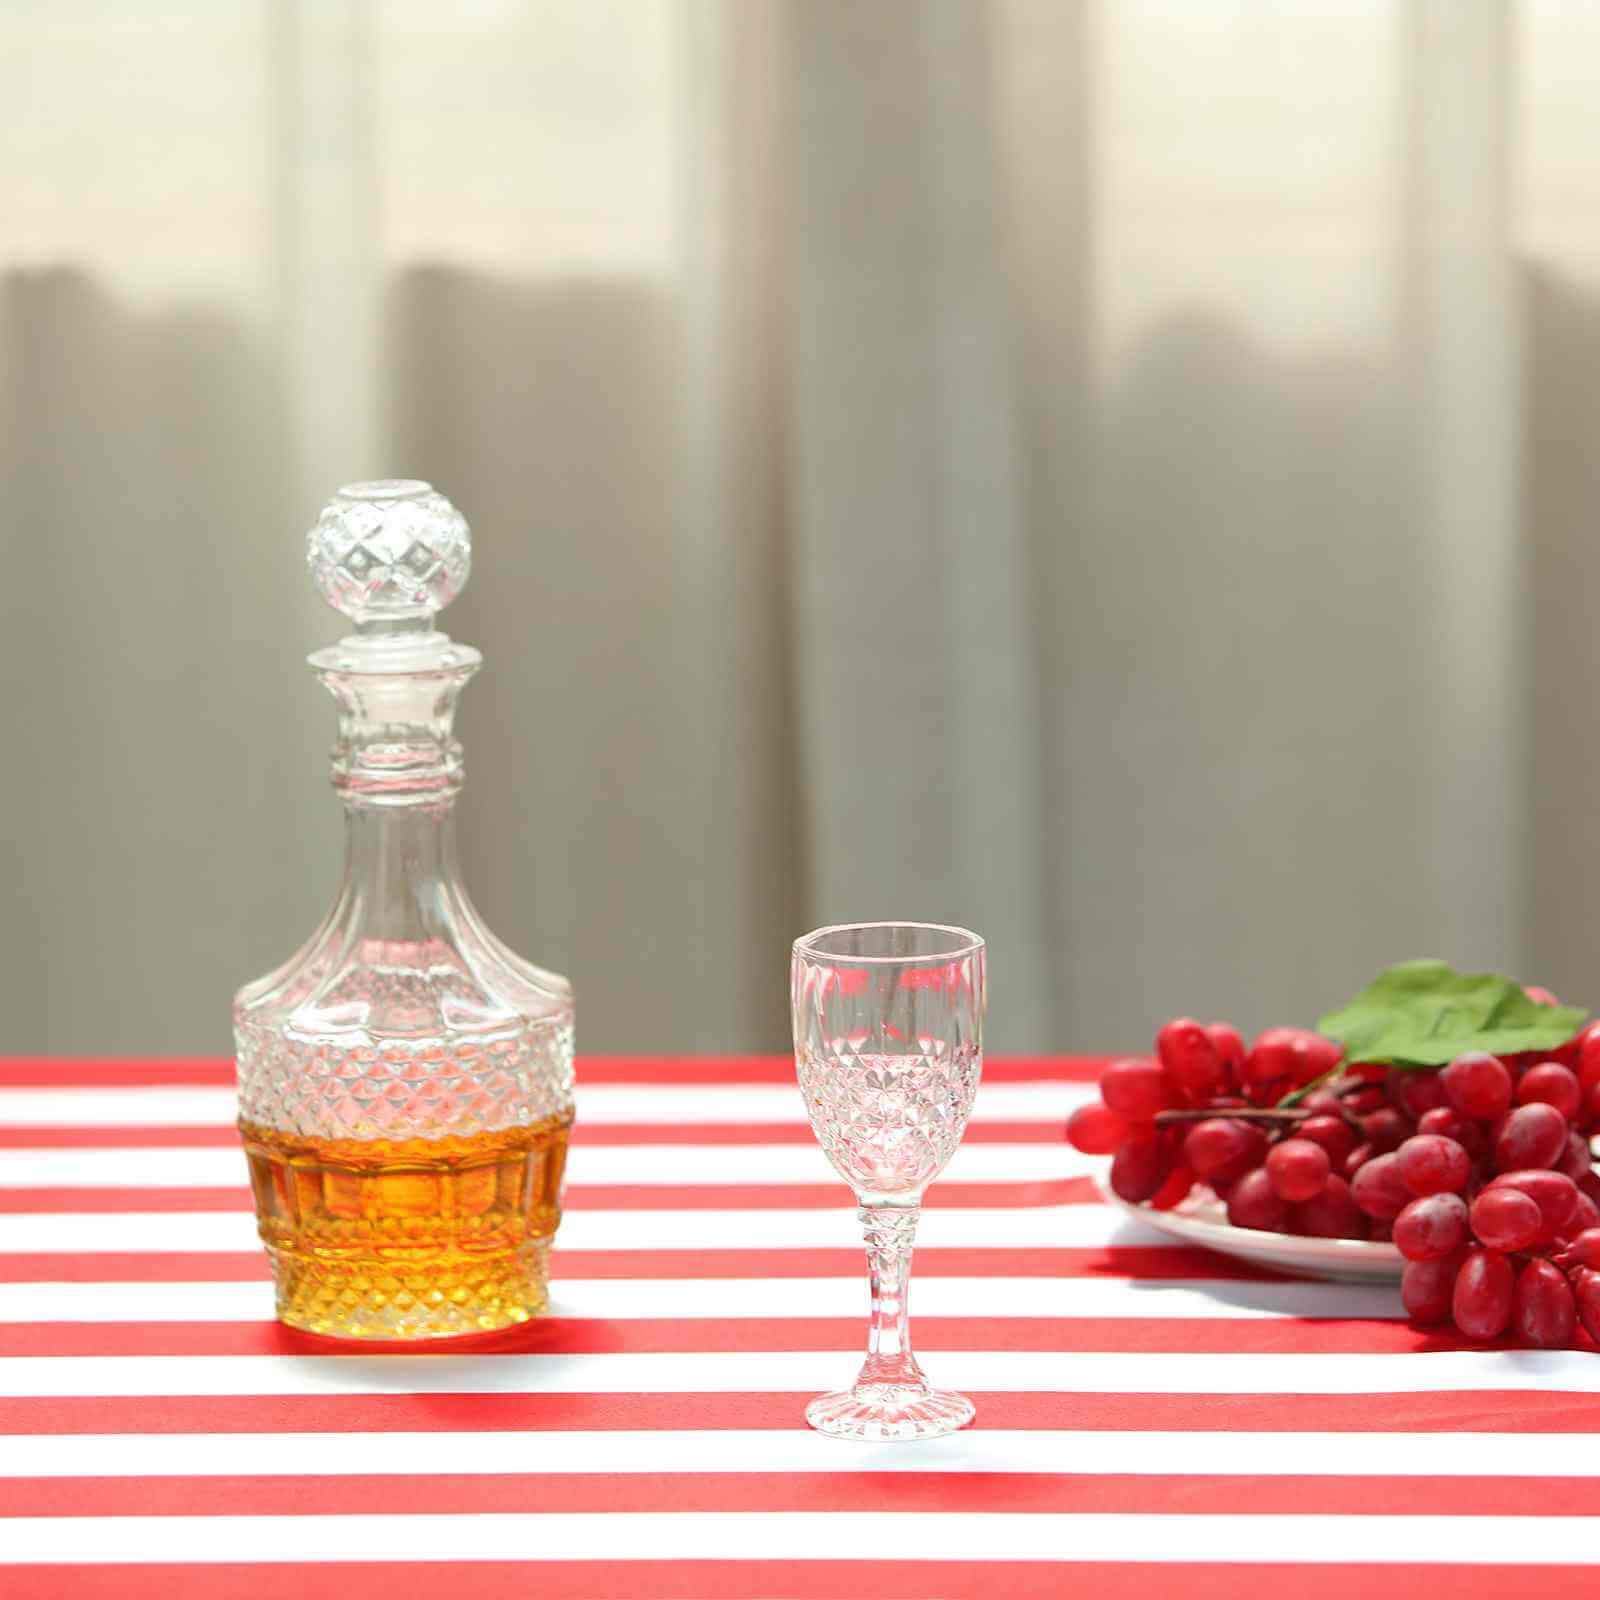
[{"xmin": 5, "ymin": 1, "xmax": 1600, "ymax": 1058}]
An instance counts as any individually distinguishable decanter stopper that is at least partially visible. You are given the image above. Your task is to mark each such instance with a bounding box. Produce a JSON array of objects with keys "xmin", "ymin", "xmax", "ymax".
[
  {"xmin": 302, "ymin": 481, "xmax": 483, "ymax": 799},
  {"xmin": 307, "ymin": 477, "xmax": 471, "ymax": 626},
  {"xmin": 305, "ymin": 480, "xmax": 479, "ymax": 678}
]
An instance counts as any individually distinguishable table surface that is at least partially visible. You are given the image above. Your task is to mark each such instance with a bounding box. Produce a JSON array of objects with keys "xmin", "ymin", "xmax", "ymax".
[{"xmin": 2, "ymin": 1055, "xmax": 1599, "ymax": 1599}]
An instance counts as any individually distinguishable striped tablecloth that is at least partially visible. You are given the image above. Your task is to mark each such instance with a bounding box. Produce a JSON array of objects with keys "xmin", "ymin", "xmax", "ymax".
[{"xmin": 3, "ymin": 1055, "xmax": 1600, "ymax": 1598}]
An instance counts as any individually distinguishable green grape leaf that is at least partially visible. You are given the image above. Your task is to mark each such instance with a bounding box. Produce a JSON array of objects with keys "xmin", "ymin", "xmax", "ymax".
[{"xmin": 1316, "ymin": 959, "xmax": 1588, "ymax": 1068}]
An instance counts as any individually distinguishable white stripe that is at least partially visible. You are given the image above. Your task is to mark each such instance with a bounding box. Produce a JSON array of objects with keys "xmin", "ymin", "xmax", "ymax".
[
  {"xmin": 0, "ymin": 1142, "xmax": 1093, "ymax": 1189},
  {"xmin": 0, "ymin": 1276, "xmax": 1403, "ymax": 1324},
  {"xmin": 4, "ymin": 1427, "xmax": 1593, "ymax": 1482},
  {"xmin": 0, "ymin": 1081, "xmax": 1093, "ymax": 1128},
  {"xmin": 0, "ymin": 1088, "xmax": 236, "ymax": 1126},
  {"xmin": 3, "ymin": 1348, "xmax": 1600, "ymax": 1398},
  {"xmin": 1, "ymin": 1512, "xmax": 1597, "ymax": 1565},
  {"xmin": 0, "ymin": 1204, "xmax": 1162, "ymax": 1254}
]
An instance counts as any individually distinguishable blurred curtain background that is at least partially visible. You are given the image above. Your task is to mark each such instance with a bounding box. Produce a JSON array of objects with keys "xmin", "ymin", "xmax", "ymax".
[{"xmin": 4, "ymin": 0, "xmax": 1599, "ymax": 1057}]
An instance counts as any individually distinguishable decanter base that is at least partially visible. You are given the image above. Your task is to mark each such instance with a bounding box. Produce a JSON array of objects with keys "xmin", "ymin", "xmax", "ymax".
[
  {"xmin": 269, "ymin": 1238, "xmax": 552, "ymax": 1341},
  {"xmin": 805, "ymin": 1383, "xmax": 976, "ymax": 1442}
]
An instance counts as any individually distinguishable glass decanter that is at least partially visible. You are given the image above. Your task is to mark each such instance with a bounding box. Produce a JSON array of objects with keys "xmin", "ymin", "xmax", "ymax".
[{"xmin": 234, "ymin": 479, "xmax": 575, "ymax": 1340}]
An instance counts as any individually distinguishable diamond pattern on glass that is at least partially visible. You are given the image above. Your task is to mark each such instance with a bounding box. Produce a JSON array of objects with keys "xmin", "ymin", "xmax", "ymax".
[
  {"xmin": 400, "ymin": 541, "xmax": 442, "ymax": 579},
  {"xmin": 236, "ymin": 1011, "xmax": 575, "ymax": 1142},
  {"xmin": 307, "ymin": 480, "xmax": 471, "ymax": 622},
  {"xmin": 797, "ymin": 1043, "xmax": 980, "ymax": 1196}
]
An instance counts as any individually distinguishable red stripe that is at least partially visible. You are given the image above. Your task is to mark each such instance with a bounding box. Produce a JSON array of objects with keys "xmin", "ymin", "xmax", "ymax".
[
  {"xmin": 0, "ymin": 1120, "xmax": 1074, "ymax": 1151},
  {"xmin": 0, "ymin": 1190, "xmax": 252, "ymax": 1214},
  {"xmin": 0, "ymin": 1055, "xmax": 1104, "ymax": 1089},
  {"xmin": 571, "ymin": 1120, "xmax": 1077, "ymax": 1146},
  {"xmin": 0, "ymin": 1564, "xmax": 1597, "ymax": 1600},
  {"xmin": 0, "ymin": 1178, "xmax": 1098, "ymax": 1215},
  {"xmin": 0, "ymin": 1245, "xmax": 1276, "ymax": 1284},
  {"xmin": 573, "ymin": 1056, "xmax": 1105, "ymax": 1085},
  {"xmin": 0, "ymin": 1060, "xmax": 234, "ymax": 1088},
  {"xmin": 6, "ymin": 1470, "xmax": 1600, "ymax": 1519},
  {"xmin": 0, "ymin": 1128, "xmax": 241, "ymax": 1150},
  {"xmin": 0, "ymin": 1254, "xmax": 274, "ymax": 1283},
  {"xmin": 0, "ymin": 1315, "xmax": 1422, "ymax": 1360},
  {"xmin": 7, "ymin": 1388, "xmax": 1600, "ymax": 1437},
  {"xmin": 567, "ymin": 1178, "xmax": 1102, "ymax": 1211}
]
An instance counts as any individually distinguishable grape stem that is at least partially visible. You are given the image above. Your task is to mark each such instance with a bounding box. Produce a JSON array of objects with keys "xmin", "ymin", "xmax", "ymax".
[
  {"xmin": 1276, "ymin": 1064, "xmax": 1345, "ymax": 1110},
  {"xmin": 1154, "ymin": 1107, "xmax": 1310, "ymax": 1125}
]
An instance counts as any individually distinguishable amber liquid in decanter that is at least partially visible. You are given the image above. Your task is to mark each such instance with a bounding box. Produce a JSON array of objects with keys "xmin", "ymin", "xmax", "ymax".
[
  {"xmin": 234, "ymin": 481, "xmax": 575, "ymax": 1340},
  {"xmin": 240, "ymin": 1114, "xmax": 570, "ymax": 1337}
]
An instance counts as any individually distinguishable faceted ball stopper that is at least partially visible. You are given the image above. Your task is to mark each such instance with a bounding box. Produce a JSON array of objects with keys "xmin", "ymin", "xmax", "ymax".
[{"xmin": 307, "ymin": 479, "xmax": 471, "ymax": 626}]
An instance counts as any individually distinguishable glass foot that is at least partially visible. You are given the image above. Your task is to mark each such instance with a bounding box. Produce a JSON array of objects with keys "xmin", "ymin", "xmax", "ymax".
[{"xmin": 805, "ymin": 1383, "xmax": 975, "ymax": 1442}]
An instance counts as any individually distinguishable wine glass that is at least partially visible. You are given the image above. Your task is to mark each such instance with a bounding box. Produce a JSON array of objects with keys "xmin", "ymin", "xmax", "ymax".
[{"xmin": 791, "ymin": 921, "xmax": 986, "ymax": 1440}]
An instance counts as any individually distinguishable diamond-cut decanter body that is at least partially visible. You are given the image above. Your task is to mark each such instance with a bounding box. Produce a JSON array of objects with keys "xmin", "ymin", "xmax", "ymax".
[{"xmin": 234, "ymin": 480, "xmax": 574, "ymax": 1340}]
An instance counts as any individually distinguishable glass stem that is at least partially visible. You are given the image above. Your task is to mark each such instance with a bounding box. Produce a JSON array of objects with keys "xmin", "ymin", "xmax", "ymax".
[{"xmin": 856, "ymin": 1203, "xmax": 926, "ymax": 1391}]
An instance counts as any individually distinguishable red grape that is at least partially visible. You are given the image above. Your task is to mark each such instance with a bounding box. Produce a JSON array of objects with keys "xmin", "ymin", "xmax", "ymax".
[
  {"xmin": 1183, "ymin": 1118, "xmax": 1268, "ymax": 1187},
  {"xmin": 1557, "ymin": 1228, "xmax": 1600, "ymax": 1270},
  {"xmin": 1494, "ymin": 1103, "xmax": 1569, "ymax": 1172},
  {"xmin": 1110, "ymin": 1133, "xmax": 1173, "ymax": 1202},
  {"xmin": 1100, "ymin": 1058, "xmax": 1171, "ymax": 1121},
  {"xmin": 1567, "ymin": 1190, "xmax": 1600, "ymax": 1238},
  {"xmin": 1417, "ymin": 1106, "xmax": 1487, "ymax": 1158},
  {"xmin": 1343, "ymin": 1141, "xmax": 1375, "ymax": 1178},
  {"xmin": 1361, "ymin": 1108, "xmax": 1411, "ymax": 1154},
  {"xmin": 1226, "ymin": 1167, "xmax": 1289, "ymax": 1232},
  {"xmin": 1291, "ymin": 1173, "xmax": 1366, "ymax": 1238},
  {"xmin": 1514, "ymin": 1258, "xmax": 1576, "ymax": 1348},
  {"xmin": 1298, "ymin": 1114, "xmax": 1356, "ymax": 1167},
  {"xmin": 1560, "ymin": 1131, "xmax": 1593, "ymax": 1183},
  {"xmin": 1205, "ymin": 1022, "xmax": 1246, "ymax": 1079},
  {"xmin": 1344, "ymin": 1084, "xmax": 1387, "ymax": 1116},
  {"xmin": 1470, "ymin": 1186, "xmax": 1543, "ymax": 1252},
  {"xmin": 1351, "ymin": 1151, "xmax": 1413, "ymax": 1220},
  {"xmin": 1066, "ymin": 1101, "xmax": 1130, "ymax": 1155},
  {"xmin": 1393, "ymin": 1192, "xmax": 1469, "ymax": 1262},
  {"xmin": 1576, "ymin": 1022, "xmax": 1600, "ymax": 1093},
  {"xmin": 1301, "ymin": 1089, "xmax": 1348, "ymax": 1117},
  {"xmin": 1517, "ymin": 1063, "xmax": 1583, "ymax": 1122},
  {"xmin": 1546, "ymin": 1019, "xmax": 1586, "ymax": 1074},
  {"xmin": 1453, "ymin": 1247, "xmax": 1515, "ymax": 1339},
  {"xmin": 1239, "ymin": 1042, "xmax": 1285, "ymax": 1092},
  {"xmin": 1485, "ymin": 1169, "xmax": 1582, "ymax": 1241},
  {"xmin": 1402, "ymin": 1254, "xmax": 1462, "ymax": 1324},
  {"xmin": 1395, "ymin": 1134, "xmax": 1471, "ymax": 1196},
  {"xmin": 1265, "ymin": 1138, "xmax": 1331, "ymax": 1203},
  {"xmin": 1390, "ymin": 1071, "xmax": 1448, "ymax": 1120},
  {"xmin": 1245, "ymin": 1027, "xmax": 1342, "ymax": 1089},
  {"xmin": 1149, "ymin": 1162, "xmax": 1197, "ymax": 1210},
  {"xmin": 1156, "ymin": 1018, "xmax": 1226, "ymax": 1102},
  {"xmin": 1574, "ymin": 1267, "xmax": 1600, "ymax": 1346},
  {"xmin": 1441, "ymin": 1051, "xmax": 1514, "ymax": 1120}
]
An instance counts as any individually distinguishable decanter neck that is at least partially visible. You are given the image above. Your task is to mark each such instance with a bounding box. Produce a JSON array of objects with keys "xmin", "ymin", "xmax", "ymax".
[
  {"xmin": 340, "ymin": 802, "xmax": 461, "ymax": 941},
  {"xmin": 312, "ymin": 653, "xmax": 481, "ymax": 808}
]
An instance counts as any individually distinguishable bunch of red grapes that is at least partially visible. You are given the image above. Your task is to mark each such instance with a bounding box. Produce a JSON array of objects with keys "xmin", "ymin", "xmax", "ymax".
[{"xmin": 1066, "ymin": 1004, "xmax": 1600, "ymax": 1348}]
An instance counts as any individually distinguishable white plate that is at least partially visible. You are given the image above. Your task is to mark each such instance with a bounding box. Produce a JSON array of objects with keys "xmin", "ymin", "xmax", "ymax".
[{"xmin": 1099, "ymin": 1179, "xmax": 1404, "ymax": 1284}]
